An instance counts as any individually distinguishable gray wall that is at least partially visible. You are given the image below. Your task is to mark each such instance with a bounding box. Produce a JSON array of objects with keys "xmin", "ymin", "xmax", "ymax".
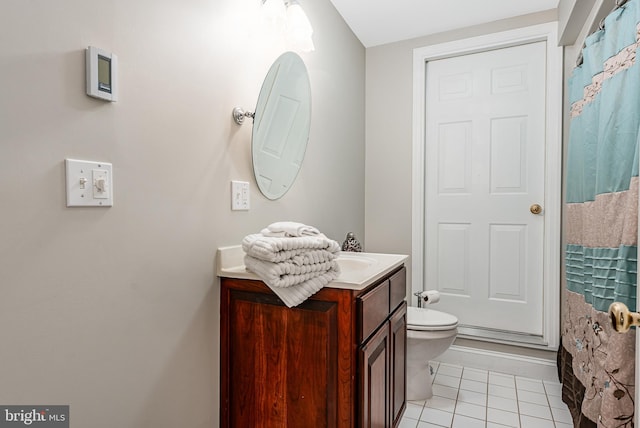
[{"xmin": 0, "ymin": 1, "xmax": 364, "ymax": 427}]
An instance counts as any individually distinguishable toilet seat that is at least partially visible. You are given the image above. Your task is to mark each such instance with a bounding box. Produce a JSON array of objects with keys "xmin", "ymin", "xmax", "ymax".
[{"xmin": 407, "ymin": 306, "xmax": 458, "ymax": 331}]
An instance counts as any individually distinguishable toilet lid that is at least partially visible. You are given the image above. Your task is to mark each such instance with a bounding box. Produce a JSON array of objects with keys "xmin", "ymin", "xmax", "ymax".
[{"xmin": 407, "ymin": 306, "xmax": 458, "ymax": 331}]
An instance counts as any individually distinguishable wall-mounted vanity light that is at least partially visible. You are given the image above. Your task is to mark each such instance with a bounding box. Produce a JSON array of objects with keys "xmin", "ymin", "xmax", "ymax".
[
  {"xmin": 262, "ymin": 0, "xmax": 314, "ymax": 52},
  {"xmin": 262, "ymin": 0, "xmax": 286, "ymax": 28},
  {"xmin": 285, "ymin": 0, "xmax": 314, "ymax": 52}
]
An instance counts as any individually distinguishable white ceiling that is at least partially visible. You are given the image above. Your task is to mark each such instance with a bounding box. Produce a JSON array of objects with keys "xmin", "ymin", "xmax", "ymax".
[{"xmin": 327, "ymin": 0, "xmax": 560, "ymax": 47}]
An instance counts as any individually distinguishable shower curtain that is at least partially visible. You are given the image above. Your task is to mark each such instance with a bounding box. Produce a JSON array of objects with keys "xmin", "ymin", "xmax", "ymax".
[{"xmin": 559, "ymin": 1, "xmax": 640, "ymax": 426}]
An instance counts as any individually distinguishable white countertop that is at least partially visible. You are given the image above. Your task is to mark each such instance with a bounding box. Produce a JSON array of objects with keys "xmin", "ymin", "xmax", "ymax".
[{"xmin": 216, "ymin": 245, "xmax": 408, "ymax": 291}]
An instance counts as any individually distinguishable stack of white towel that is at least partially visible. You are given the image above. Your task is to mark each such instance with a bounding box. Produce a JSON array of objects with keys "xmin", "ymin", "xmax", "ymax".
[{"xmin": 242, "ymin": 222, "xmax": 341, "ymax": 307}]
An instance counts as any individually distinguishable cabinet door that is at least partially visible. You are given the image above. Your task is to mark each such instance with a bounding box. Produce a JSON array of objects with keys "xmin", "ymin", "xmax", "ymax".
[
  {"xmin": 359, "ymin": 323, "xmax": 390, "ymax": 428},
  {"xmin": 222, "ymin": 289, "xmax": 339, "ymax": 427},
  {"xmin": 390, "ymin": 302, "xmax": 407, "ymax": 426}
]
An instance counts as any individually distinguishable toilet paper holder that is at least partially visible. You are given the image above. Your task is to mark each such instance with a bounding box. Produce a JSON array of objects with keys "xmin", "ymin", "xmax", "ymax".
[
  {"xmin": 414, "ymin": 290, "xmax": 440, "ymax": 308},
  {"xmin": 414, "ymin": 292, "xmax": 426, "ymax": 308}
]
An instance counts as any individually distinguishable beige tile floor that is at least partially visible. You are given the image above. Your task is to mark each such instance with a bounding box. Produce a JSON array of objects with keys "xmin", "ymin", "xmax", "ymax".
[{"xmin": 398, "ymin": 362, "xmax": 573, "ymax": 428}]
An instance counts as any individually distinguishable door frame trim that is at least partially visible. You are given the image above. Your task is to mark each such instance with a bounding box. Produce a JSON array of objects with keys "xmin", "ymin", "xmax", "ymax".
[{"xmin": 411, "ymin": 22, "xmax": 563, "ymax": 350}]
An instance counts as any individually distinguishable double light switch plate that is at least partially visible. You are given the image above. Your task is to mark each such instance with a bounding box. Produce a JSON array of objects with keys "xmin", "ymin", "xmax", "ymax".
[{"xmin": 65, "ymin": 159, "xmax": 113, "ymax": 207}]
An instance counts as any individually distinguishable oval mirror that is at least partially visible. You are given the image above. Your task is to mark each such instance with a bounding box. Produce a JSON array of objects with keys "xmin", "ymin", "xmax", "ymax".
[{"xmin": 252, "ymin": 52, "xmax": 311, "ymax": 200}]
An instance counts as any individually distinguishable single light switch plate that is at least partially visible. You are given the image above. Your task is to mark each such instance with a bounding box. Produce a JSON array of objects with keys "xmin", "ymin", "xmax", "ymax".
[
  {"xmin": 65, "ymin": 159, "xmax": 113, "ymax": 207},
  {"xmin": 231, "ymin": 180, "xmax": 250, "ymax": 211}
]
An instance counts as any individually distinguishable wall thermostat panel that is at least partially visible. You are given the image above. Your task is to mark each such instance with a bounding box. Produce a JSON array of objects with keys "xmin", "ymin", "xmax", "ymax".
[{"xmin": 86, "ymin": 46, "xmax": 118, "ymax": 101}]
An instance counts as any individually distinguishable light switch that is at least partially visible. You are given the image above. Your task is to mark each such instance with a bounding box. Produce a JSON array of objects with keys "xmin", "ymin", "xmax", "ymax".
[
  {"xmin": 231, "ymin": 180, "xmax": 250, "ymax": 211},
  {"xmin": 65, "ymin": 159, "xmax": 113, "ymax": 207},
  {"xmin": 92, "ymin": 169, "xmax": 109, "ymax": 199}
]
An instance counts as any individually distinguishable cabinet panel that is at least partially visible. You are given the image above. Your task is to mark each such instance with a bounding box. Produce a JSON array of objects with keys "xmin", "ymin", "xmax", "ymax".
[
  {"xmin": 358, "ymin": 280, "xmax": 390, "ymax": 343},
  {"xmin": 359, "ymin": 322, "xmax": 390, "ymax": 428},
  {"xmin": 389, "ymin": 267, "xmax": 407, "ymax": 311},
  {"xmin": 390, "ymin": 302, "xmax": 407, "ymax": 426},
  {"xmin": 223, "ymin": 288, "xmax": 339, "ymax": 427}
]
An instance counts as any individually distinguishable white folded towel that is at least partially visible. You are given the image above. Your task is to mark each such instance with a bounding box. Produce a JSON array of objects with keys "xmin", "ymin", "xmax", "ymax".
[
  {"xmin": 244, "ymin": 255, "xmax": 339, "ymax": 288},
  {"xmin": 261, "ymin": 221, "xmax": 320, "ymax": 237},
  {"xmin": 244, "ymin": 255, "xmax": 340, "ymax": 307},
  {"xmin": 263, "ymin": 272, "xmax": 339, "ymax": 308},
  {"xmin": 242, "ymin": 233, "xmax": 340, "ymax": 263},
  {"xmin": 241, "ymin": 230, "xmax": 342, "ymax": 307}
]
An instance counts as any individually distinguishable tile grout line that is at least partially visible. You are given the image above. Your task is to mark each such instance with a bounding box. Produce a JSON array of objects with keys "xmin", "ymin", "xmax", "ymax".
[
  {"xmin": 543, "ymin": 380, "xmax": 559, "ymax": 428},
  {"xmin": 483, "ymin": 368, "xmax": 488, "ymax": 428},
  {"xmin": 515, "ymin": 378, "xmax": 522, "ymax": 428}
]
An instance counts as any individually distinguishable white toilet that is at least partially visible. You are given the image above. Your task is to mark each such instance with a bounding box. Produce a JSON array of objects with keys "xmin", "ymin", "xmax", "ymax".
[{"xmin": 406, "ymin": 306, "xmax": 459, "ymax": 401}]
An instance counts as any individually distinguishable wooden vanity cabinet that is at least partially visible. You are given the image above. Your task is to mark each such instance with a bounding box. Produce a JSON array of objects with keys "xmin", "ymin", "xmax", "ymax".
[{"xmin": 220, "ymin": 265, "xmax": 407, "ymax": 428}]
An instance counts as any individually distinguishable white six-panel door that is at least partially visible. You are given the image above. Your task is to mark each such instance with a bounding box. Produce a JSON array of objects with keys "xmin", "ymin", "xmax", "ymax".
[{"xmin": 425, "ymin": 41, "xmax": 547, "ymax": 337}]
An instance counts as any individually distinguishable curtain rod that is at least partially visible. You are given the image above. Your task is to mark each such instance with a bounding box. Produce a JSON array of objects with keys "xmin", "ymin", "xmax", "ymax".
[
  {"xmin": 576, "ymin": 0, "xmax": 631, "ymax": 66},
  {"xmin": 599, "ymin": 0, "xmax": 630, "ymax": 30}
]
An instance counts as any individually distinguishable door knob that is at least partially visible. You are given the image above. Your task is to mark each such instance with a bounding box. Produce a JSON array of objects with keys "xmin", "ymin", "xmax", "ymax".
[
  {"xmin": 608, "ymin": 302, "xmax": 640, "ymax": 333},
  {"xmin": 530, "ymin": 204, "xmax": 543, "ymax": 214}
]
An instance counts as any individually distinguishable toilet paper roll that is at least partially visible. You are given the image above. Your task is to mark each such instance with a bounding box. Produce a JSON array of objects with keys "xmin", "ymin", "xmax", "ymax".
[{"xmin": 420, "ymin": 290, "xmax": 440, "ymax": 304}]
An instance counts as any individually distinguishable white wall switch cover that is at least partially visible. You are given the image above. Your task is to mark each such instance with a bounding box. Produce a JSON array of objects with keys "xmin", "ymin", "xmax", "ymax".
[
  {"xmin": 65, "ymin": 159, "xmax": 113, "ymax": 207},
  {"xmin": 231, "ymin": 180, "xmax": 250, "ymax": 211}
]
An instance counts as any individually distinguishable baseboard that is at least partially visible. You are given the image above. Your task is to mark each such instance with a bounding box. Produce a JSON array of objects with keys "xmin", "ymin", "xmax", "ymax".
[{"xmin": 436, "ymin": 345, "xmax": 559, "ymax": 382}]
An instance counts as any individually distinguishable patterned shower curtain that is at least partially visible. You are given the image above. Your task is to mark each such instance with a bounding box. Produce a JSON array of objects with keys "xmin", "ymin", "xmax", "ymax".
[{"xmin": 559, "ymin": 1, "xmax": 640, "ymax": 426}]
